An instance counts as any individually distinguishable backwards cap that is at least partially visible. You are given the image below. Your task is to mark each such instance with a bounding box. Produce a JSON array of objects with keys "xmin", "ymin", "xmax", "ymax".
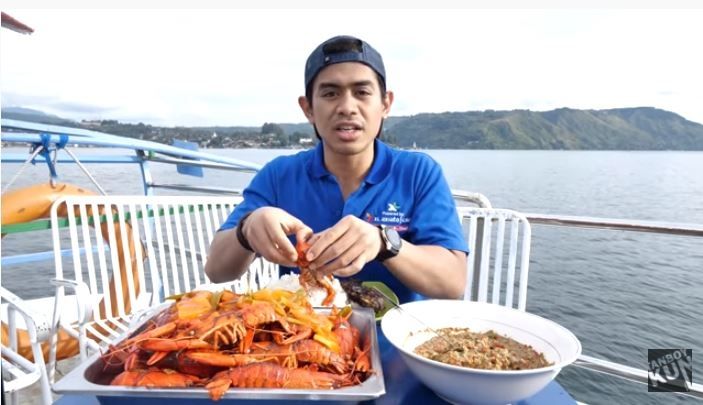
[{"xmin": 304, "ymin": 35, "xmax": 386, "ymax": 90}]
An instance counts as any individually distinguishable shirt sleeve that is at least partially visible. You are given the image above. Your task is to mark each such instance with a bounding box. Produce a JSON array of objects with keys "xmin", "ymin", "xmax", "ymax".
[
  {"xmin": 407, "ymin": 156, "xmax": 468, "ymax": 253},
  {"xmin": 219, "ymin": 163, "xmax": 278, "ymax": 231}
]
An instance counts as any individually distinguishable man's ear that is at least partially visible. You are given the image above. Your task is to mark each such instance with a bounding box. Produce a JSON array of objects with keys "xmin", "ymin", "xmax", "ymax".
[
  {"xmin": 382, "ymin": 91, "xmax": 394, "ymax": 118},
  {"xmin": 298, "ymin": 96, "xmax": 314, "ymax": 123}
]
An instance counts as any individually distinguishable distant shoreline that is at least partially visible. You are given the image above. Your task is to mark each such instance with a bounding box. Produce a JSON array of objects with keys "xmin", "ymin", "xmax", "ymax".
[{"xmin": 4, "ymin": 106, "xmax": 703, "ymax": 150}]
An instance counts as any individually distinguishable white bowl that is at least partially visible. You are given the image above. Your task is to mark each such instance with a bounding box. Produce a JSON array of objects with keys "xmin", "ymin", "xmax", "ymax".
[{"xmin": 380, "ymin": 300, "xmax": 581, "ymax": 405}]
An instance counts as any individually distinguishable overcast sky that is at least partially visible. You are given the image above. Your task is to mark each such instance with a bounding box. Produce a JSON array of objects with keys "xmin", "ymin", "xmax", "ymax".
[{"xmin": 2, "ymin": 9, "xmax": 702, "ymax": 126}]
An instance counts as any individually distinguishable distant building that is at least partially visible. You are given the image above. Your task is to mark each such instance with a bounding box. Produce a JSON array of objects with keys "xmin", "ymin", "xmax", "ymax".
[
  {"xmin": 299, "ymin": 137, "xmax": 313, "ymax": 145},
  {"xmin": 81, "ymin": 120, "xmax": 102, "ymax": 127}
]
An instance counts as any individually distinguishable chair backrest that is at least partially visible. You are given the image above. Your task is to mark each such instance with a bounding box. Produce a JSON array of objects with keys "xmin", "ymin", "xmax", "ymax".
[
  {"xmin": 458, "ymin": 207, "xmax": 532, "ymax": 311},
  {"xmin": 1, "ymin": 286, "xmax": 52, "ymax": 405},
  {"xmin": 50, "ymin": 195, "xmax": 278, "ymax": 330}
]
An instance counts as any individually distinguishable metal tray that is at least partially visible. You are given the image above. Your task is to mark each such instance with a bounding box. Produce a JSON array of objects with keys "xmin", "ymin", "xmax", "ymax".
[{"xmin": 53, "ymin": 306, "xmax": 385, "ymax": 403}]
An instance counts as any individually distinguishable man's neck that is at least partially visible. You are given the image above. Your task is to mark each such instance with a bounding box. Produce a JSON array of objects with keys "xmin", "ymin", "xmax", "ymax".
[{"xmin": 324, "ymin": 146, "xmax": 374, "ymax": 200}]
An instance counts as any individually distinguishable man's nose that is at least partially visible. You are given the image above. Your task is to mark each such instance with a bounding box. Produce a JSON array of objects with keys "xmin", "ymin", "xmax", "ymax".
[{"xmin": 336, "ymin": 91, "xmax": 358, "ymax": 115}]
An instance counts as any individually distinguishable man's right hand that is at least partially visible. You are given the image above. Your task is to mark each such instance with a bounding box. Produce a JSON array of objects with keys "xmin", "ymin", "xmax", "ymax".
[{"xmin": 242, "ymin": 207, "xmax": 313, "ymax": 267}]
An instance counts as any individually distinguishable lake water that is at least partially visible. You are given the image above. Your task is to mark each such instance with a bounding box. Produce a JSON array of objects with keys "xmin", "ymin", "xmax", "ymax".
[{"xmin": 2, "ymin": 148, "xmax": 702, "ymax": 404}]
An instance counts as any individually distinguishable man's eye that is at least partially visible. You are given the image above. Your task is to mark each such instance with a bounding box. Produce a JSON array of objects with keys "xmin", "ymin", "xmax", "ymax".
[
  {"xmin": 321, "ymin": 91, "xmax": 336, "ymax": 97},
  {"xmin": 357, "ymin": 89, "xmax": 372, "ymax": 96}
]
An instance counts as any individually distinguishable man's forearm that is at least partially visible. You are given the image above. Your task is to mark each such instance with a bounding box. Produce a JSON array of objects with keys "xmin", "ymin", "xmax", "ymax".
[
  {"xmin": 384, "ymin": 242, "xmax": 467, "ymax": 299},
  {"xmin": 204, "ymin": 227, "xmax": 256, "ymax": 283}
]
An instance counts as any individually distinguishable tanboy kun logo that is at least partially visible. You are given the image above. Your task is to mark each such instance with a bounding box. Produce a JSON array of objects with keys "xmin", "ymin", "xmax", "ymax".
[{"xmin": 648, "ymin": 349, "xmax": 693, "ymax": 392}]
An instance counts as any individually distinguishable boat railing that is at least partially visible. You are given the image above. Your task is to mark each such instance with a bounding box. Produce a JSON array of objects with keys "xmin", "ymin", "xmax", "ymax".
[
  {"xmin": 461, "ymin": 203, "xmax": 702, "ymax": 398},
  {"xmin": 522, "ymin": 213, "xmax": 703, "ymax": 399},
  {"xmin": 452, "ymin": 190, "xmax": 493, "ymax": 209},
  {"xmin": 525, "ymin": 213, "xmax": 703, "ymax": 237},
  {"xmin": 1, "ymin": 119, "xmax": 258, "ymax": 270}
]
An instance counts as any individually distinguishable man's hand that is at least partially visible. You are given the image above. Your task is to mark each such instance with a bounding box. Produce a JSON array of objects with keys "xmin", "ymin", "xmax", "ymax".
[
  {"xmin": 244, "ymin": 207, "xmax": 313, "ymax": 267},
  {"xmin": 303, "ymin": 215, "xmax": 383, "ymax": 277}
]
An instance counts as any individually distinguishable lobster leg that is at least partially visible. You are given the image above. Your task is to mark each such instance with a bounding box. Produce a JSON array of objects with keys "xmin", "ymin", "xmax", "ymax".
[
  {"xmin": 239, "ymin": 328, "xmax": 256, "ymax": 354},
  {"xmin": 320, "ymin": 276, "xmax": 336, "ymax": 306},
  {"xmin": 197, "ymin": 312, "xmax": 247, "ymax": 348},
  {"xmin": 249, "ymin": 341, "xmax": 298, "ymax": 368},
  {"xmin": 273, "ymin": 326, "xmax": 312, "ymax": 346},
  {"xmin": 137, "ymin": 337, "xmax": 211, "ymax": 352},
  {"xmin": 184, "ymin": 350, "xmax": 275, "ymax": 368},
  {"xmin": 353, "ymin": 346, "xmax": 371, "ymax": 373},
  {"xmin": 205, "ymin": 370, "xmax": 234, "ymax": 401},
  {"xmin": 146, "ymin": 351, "xmax": 170, "ymax": 366}
]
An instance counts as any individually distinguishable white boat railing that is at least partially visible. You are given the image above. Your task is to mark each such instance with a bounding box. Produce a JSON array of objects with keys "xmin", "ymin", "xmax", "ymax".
[
  {"xmin": 525, "ymin": 212, "xmax": 703, "ymax": 237},
  {"xmin": 576, "ymin": 354, "xmax": 702, "ymax": 400},
  {"xmin": 518, "ymin": 213, "xmax": 703, "ymax": 399}
]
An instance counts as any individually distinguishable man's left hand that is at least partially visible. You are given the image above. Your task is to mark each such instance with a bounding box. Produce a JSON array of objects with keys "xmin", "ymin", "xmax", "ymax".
[{"xmin": 303, "ymin": 215, "xmax": 383, "ymax": 277}]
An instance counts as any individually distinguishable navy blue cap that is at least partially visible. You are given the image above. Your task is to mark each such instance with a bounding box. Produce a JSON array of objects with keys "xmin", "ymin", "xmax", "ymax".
[{"xmin": 304, "ymin": 35, "xmax": 386, "ymax": 90}]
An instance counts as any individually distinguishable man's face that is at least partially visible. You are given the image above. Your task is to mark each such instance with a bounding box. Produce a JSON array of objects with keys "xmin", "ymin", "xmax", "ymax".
[{"xmin": 300, "ymin": 62, "xmax": 393, "ymax": 158}]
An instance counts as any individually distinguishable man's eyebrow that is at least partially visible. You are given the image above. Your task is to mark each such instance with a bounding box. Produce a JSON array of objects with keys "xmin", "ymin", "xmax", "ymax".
[{"xmin": 351, "ymin": 80, "xmax": 374, "ymax": 87}]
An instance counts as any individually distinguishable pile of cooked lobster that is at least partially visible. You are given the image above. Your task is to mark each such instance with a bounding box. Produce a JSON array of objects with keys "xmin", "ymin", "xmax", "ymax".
[{"xmin": 101, "ymin": 288, "xmax": 372, "ymax": 401}]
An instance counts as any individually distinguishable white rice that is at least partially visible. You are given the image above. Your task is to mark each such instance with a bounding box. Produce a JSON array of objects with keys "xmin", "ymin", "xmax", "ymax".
[{"xmin": 267, "ymin": 274, "xmax": 348, "ymax": 307}]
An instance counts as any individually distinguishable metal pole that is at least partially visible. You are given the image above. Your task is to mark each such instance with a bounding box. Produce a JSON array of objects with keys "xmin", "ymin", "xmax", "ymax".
[{"xmin": 471, "ymin": 217, "xmax": 485, "ymax": 300}]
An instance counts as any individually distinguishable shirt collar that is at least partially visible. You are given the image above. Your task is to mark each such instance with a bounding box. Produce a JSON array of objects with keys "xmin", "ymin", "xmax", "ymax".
[
  {"xmin": 308, "ymin": 142, "xmax": 328, "ymax": 179},
  {"xmin": 365, "ymin": 139, "xmax": 392, "ymax": 184},
  {"xmin": 306, "ymin": 139, "xmax": 393, "ymax": 184}
]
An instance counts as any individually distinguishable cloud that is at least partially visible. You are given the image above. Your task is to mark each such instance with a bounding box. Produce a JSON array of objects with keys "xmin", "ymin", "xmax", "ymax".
[{"xmin": 2, "ymin": 9, "xmax": 702, "ymax": 126}]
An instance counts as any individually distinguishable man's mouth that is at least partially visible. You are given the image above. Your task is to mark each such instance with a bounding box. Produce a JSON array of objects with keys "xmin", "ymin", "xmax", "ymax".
[
  {"xmin": 335, "ymin": 124, "xmax": 362, "ymax": 131},
  {"xmin": 333, "ymin": 123, "xmax": 363, "ymax": 140}
]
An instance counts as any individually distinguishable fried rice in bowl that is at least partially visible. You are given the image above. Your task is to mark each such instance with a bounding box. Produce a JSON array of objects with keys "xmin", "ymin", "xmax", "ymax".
[{"xmin": 380, "ymin": 300, "xmax": 581, "ymax": 405}]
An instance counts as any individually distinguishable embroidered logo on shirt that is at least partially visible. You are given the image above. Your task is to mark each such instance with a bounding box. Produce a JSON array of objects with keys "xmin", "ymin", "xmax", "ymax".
[
  {"xmin": 364, "ymin": 201, "xmax": 410, "ymax": 232},
  {"xmin": 387, "ymin": 202, "xmax": 400, "ymax": 212},
  {"xmin": 364, "ymin": 202, "xmax": 410, "ymax": 232}
]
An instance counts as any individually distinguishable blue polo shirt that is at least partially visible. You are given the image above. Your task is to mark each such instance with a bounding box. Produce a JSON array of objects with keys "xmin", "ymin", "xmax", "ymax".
[{"xmin": 220, "ymin": 140, "xmax": 468, "ymax": 303}]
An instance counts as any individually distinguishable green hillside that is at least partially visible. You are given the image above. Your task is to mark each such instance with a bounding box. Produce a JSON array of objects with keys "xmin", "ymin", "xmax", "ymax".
[
  {"xmin": 386, "ymin": 107, "xmax": 703, "ymax": 150},
  {"xmin": 3, "ymin": 106, "xmax": 702, "ymax": 150}
]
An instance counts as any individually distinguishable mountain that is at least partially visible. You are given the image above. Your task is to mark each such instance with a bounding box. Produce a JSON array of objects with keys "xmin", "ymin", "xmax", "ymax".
[
  {"xmin": 1, "ymin": 107, "xmax": 79, "ymax": 127},
  {"xmin": 3, "ymin": 106, "xmax": 702, "ymax": 150},
  {"xmin": 385, "ymin": 107, "xmax": 703, "ymax": 150}
]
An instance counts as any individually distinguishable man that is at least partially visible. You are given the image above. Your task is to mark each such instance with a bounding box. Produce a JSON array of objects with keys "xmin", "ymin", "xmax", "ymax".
[{"xmin": 205, "ymin": 35, "xmax": 467, "ymax": 303}]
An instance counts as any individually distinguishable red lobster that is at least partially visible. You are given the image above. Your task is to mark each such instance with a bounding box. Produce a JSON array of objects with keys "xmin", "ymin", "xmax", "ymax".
[
  {"xmin": 296, "ymin": 239, "xmax": 336, "ymax": 306},
  {"xmin": 205, "ymin": 363, "xmax": 350, "ymax": 400}
]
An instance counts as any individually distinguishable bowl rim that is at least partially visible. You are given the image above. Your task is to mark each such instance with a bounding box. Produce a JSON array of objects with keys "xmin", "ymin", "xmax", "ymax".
[{"xmin": 381, "ymin": 300, "xmax": 582, "ymax": 375}]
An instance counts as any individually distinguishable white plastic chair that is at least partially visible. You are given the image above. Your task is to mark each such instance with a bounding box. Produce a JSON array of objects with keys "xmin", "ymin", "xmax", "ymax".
[
  {"xmin": 46, "ymin": 195, "xmax": 279, "ymax": 378},
  {"xmin": 458, "ymin": 207, "xmax": 532, "ymax": 311},
  {"xmin": 1, "ymin": 286, "xmax": 53, "ymax": 405}
]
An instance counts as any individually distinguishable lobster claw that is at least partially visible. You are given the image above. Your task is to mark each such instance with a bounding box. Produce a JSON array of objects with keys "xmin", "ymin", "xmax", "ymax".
[{"xmin": 273, "ymin": 325, "xmax": 313, "ymax": 346}]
